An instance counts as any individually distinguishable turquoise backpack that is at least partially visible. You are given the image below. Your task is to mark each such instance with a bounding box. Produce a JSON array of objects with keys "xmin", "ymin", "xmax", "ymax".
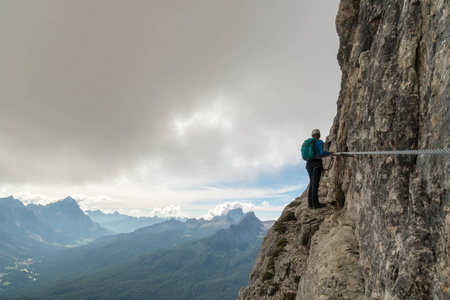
[{"xmin": 301, "ymin": 138, "xmax": 316, "ymax": 161}]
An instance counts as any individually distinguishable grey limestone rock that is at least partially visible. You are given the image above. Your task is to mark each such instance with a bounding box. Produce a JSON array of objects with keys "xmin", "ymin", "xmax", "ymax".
[{"xmin": 238, "ymin": 0, "xmax": 449, "ymax": 299}]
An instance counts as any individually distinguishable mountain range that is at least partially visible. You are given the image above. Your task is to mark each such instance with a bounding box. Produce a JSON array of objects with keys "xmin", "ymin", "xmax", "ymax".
[
  {"xmin": 27, "ymin": 197, "xmax": 113, "ymax": 240},
  {"xmin": 0, "ymin": 196, "xmax": 68, "ymax": 269},
  {"xmin": 85, "ymin": 209, "xmax": 175, "ymax": 233},
  {"xmin": 0, "ymin": 196, "xmax": 274, "ymax": 299},
  {"xmin": 0, "ymin": 196, "xmax": 114, "ymax": 269}
]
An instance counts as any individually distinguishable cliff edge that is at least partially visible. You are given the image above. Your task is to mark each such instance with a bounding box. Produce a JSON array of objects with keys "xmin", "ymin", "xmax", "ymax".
[{"xmin": 238, "ymin": 0, "xmax": 449, "ymax": 299}]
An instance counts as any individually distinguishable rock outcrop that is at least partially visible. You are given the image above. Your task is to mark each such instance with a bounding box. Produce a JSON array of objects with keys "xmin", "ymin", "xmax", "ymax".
[{"xmin": 238, "ymin": 0, "xmax": 449, "ymax": 299}]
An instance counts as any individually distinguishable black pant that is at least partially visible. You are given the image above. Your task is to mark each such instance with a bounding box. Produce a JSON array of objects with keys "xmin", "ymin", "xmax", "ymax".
[{"xmin": 306, "ymin": 159, "xmax": 323, "ymax": 208}]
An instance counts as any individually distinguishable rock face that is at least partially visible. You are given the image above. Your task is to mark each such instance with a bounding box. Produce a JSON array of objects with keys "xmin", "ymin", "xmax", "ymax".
[{"xmin": 238, "ymin": 0, "xmax": 449, "ymax": 299}]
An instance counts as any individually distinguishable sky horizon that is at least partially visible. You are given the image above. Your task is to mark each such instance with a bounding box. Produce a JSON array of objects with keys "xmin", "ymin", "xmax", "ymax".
[{"xmin": 1, "ymin": 0, "xmax": 341, "ymax": 220}]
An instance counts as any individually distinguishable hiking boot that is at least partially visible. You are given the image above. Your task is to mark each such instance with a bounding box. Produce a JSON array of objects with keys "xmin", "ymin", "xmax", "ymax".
[{"xmin": 312, "ymin": 203, "xmax": 326, "ymax": 209}]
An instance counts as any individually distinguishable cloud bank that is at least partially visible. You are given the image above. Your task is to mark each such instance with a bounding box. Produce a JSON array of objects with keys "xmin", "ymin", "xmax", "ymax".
[
  {"xmin": 0, "ymin": 0, "xmax": 340, "ymax": 219},
  {"xmin": 0, "ymin": 0, "xmax": 339, "ymax": 185},
  {"xmin": 202, "ymin": 200, "xmax": 282, "ymax": 220}
]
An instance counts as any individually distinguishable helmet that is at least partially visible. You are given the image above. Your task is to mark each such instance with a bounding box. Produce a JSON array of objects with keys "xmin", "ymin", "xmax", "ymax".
[{"xmin": 311, "ymin": 129, "xmax": 321, "ymax": 136}]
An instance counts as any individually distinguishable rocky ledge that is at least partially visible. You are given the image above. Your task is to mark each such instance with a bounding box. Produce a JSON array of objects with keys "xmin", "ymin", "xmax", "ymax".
[{"xmin": 238, "ymin": 195, "xmax": 364, "ymax": 300}]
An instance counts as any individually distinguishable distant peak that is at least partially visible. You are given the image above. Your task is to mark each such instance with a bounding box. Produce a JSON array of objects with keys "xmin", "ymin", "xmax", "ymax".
[
  {"xmin": 52, "ymin": 197, "xmax": 81, "ymax": 211},
  {"xmin": 226, "ymin": 207, "xmax": 245, "ymax": 223},
  {"xmin": 0, "ymin": 195, "xmax": 22, "ymax": 206},
  {"xmin": 244, "ymin": 211, "xmax": 256, "ymax": 218},
  {"xmin": 62, "ymin": 196, "xmax": 76, "ymax": 202},
  {"xmin": 241, "ymin": 211, "xmax": 258, "ymax": 222},
  {"xmin": 227, "ymin": 207, "xmax": 243, "ymax": 214}
]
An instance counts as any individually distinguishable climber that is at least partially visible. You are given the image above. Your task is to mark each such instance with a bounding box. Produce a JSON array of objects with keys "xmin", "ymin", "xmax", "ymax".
[{"xmin": 306, "ymin": 129, "xmax": 333, "ymax": 209}]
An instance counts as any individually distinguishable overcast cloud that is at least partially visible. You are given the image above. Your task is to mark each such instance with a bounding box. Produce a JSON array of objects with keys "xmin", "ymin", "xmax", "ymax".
[{"xmin": 0, "ymin": 0, "xmax": 341, "ymax": 219}]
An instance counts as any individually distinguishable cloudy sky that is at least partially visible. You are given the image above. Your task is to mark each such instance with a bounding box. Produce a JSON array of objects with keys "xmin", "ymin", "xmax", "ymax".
[{"xmin": 0, "ymin": 0, "xmax": 341, "ymax": 220}]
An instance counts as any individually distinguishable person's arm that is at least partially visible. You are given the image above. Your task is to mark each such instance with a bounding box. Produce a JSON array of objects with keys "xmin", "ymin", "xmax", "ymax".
[{"xmin": 317, "ymin": 140, "xmax": 331, "ymax": 157}]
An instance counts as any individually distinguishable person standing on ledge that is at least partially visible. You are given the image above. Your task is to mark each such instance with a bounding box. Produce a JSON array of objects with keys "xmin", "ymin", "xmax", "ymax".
[{"xmin": 306, "ymin": 129, "xmax": 333, "ymax": 209}]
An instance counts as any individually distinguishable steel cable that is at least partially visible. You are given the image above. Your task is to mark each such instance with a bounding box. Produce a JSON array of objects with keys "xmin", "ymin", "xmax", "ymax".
[{"xmin": 335, "ymin": 149, "xmax": 450, "ymax": 156}]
